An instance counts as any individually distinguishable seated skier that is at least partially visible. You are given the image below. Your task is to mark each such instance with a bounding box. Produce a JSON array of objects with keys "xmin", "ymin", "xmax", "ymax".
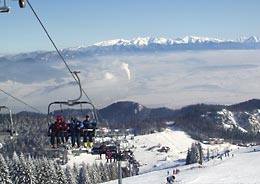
[
  {"xmin": 82, "ymin": 115, "xmax": 97, "ymax": 149},
  {"xmin": 69, "ymin": 117, "xmax": 83, "ymax": 148},
  {"xmin": 49, "ymin": 115, "xmax": 63, "ymax": 148}
]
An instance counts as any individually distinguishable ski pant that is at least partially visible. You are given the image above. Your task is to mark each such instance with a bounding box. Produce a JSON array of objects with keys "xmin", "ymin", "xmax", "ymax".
[
  {"xmin": 50, "ymin": 132, "xmax": 61, "ymax": 146},
  {"xmin": 71, "ymin": 132, "xmax": 80, "ymax": 147},
  {"xmin": 60, "ymin": 131, "xmax": 68, "ymax": 144},
  {"xmin": 83, "ymin": 131, "xmax": 94, "ymax": 142}
]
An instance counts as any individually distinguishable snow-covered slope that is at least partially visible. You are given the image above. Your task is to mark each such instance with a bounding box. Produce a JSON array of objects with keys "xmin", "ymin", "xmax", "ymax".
[
  {"xmin": 105, "ymin": 146, "xmax": 260, "ymax": 184},
  {"xmin": 65, "ymin": 128, "xmax": 254, "ymax": 184},
  {"xmin": 65, "ymin": 128, "xmax": 195, "ymax": 172}
]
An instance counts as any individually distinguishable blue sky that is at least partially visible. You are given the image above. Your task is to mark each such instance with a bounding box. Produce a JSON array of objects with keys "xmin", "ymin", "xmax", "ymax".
[{"xmin": 1, "ymin": 0, "xmax": 260, "ymax": 54}]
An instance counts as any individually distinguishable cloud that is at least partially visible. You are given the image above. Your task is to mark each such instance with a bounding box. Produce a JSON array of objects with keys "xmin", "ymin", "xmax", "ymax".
[
  {"xmin": 104, "ymin": 72, "xmax": 115, "ymax": 80},
  {"xmin": 121, "ymin": 62, "xmax": 131, "ymax": 80}
]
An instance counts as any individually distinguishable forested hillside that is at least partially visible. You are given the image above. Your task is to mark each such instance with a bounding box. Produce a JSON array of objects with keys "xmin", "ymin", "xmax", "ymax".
[
  {"xmin": 0, "ymin": 152, "xmax": 118, "ymax": 184},
  {"xmin": 1, "ymin": 99, "xmax": 260, "ymax": 159}
]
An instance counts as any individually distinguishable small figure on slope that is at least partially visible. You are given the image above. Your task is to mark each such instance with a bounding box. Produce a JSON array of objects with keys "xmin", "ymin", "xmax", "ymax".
[{"xmin": 166, "ymin": 175, "xmax": 175, "ymax": 184}]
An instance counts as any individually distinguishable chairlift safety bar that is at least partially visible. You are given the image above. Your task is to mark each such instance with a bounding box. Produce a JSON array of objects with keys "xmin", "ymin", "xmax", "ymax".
[{"xmin": 47, "ymin": 101, "xmax": 99, "ymax": 123}]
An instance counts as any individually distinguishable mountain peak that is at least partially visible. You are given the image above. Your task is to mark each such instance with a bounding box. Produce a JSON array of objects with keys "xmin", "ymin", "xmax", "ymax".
[
  {"xmin": 92, "ymin": 36, "xmax": 230, "ymax": 47},
  {"xmin": 4, "ymin": 36, "xmax": 260, "ymax": 60},
  {"xmin": 94, "ymin": 39, "xmax": 131, "ymax": 47}
]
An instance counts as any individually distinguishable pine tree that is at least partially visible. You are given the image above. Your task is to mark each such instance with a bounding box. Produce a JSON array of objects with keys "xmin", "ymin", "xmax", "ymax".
[
  {"xmin": 196, "ymin": 142, "xmax": 203, "ymax": 165},
  {"xmin": 108, "ymin": 162, "xmax": 118, "ymax": 180},
  {"xmin": 19, "ymin": 153, "xmax": 35, "ymax": 183},
  {"xmin": 10, "ymin": 151, "xmax": 22, "ymax": 183},
  {"xmin": 48, "ymin": 159, "xmax": 59, "ymax": 184},
  {"xmin": 65, "ymin": 165, "xmax": 77, "ymax": 184},
  {"xmin": 185, "ymin": 142, "xmax": 204, "ymax": 165},
  {"xmin": 99, "ymin": 162, "xmax": 109, "ymax": 182},
  {"xmin": 54, "ymin": 162, "xmax": 67, "ymax": 184},
  {"xmin": 90, "ymin": 163, "xmax": 101, "ymax": 183},
  {"xmin": 78, "ymin": 163, "xmax": 87, "ymax": 184},
  {"xmin": 185, "ymin": 148, "xmax": 191, "ymax": 165},
  {"xmin": 26, "ymin": 155, "xmax": 37, "ymax": 184},
  {"xmin": 190, "ymin": 142, "xmax": 199, "ymax": 164},
  {"xmin": 0, "ymin": 154, "xmax": 12, "ymax": 184},
  {"xmin": 72, "ymin": 163, "xmax": 79, "ymax": 182},
  {"xmin": 84, "ymin": 164, "xmax": 92, "ymax": 184},
  {"xmin": 36, "ymin": 157, "xmax": 57, "ymax": 184},
  {"xmin": 207, "ymin": 147, "xmax": 210, "ymax": 161}
]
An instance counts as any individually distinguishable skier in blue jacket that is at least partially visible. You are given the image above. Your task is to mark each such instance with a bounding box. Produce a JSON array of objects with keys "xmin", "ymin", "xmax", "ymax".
[
  {"xmin": 69, "ymin": 117, "xmax": 83, "ymax": 148},
  {"xmin": 82, "ymin": 115, "xmax": 97, "ymax": 149}
]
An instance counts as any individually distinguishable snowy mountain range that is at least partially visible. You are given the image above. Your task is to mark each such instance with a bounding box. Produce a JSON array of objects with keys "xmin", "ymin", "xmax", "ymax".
[
  {"xmin": 92, "ymin": 36, "xmax": 260, "ymax": 49},
  {"xmin": 3, "ymin": 36, "xmax": 260, "ymax": 60},
  {"xmin": 51, "ymin": 35, "xmax": 260, "ymax": 56}
]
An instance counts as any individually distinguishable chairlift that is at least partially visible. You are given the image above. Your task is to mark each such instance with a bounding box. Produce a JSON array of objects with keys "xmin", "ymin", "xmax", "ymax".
[
  {"xmin": 0, "ymin": 106, "xmax": 17, "ymax": 143},
  {"xmin": 46, "ymin": 71, "xmax": 99, "ymax": 151},
  {"xmin": 45, "ymin": 71, "xmax": 131, "ymax": 155},
  {"xmin": 0, "ymin": 0, "xmax": 26, "ymax": 13}
]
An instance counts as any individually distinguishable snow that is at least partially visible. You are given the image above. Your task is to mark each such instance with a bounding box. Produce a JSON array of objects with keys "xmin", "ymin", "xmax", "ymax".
[
  {"xmin": 104, "ymin": 147, "xmax": 260, "ymax": 184},
  {"xmin": 63, "ymin": 128, "xmax": 260, "ymax": 184},
  {"xmin": 65, "ymin": 128, "xmax": 194, "ymax": 172},
  {"xmin": 132, "ymin": 128, "xmax": 194, "ymax": 173},
  {"xmin": 94, "ymin": 39, "xmax": 131, "ymax": 47},
  {"xmin": 92, "ymin": 36, "xmax": 232, "ymax": 47},
  {"xmin": 103, "ymin": 143, "xmax": 260, "ymax": 184},
  {"xmin": 217, "ymin": 109, "xmax": 248, "ymax": 132}
]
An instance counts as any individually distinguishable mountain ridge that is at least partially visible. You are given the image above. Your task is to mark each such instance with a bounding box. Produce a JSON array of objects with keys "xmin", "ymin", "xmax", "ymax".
[
  {"xmin": 95, "ymin": 99, "xmax": 260, "ymax": 141},
  {"xmin": 16, "ymin": 99, "xmax": 260, "ymax": 141},
  {"xmin": 3, "ymin": 36, "xmax": 260, "ymax": 60}
]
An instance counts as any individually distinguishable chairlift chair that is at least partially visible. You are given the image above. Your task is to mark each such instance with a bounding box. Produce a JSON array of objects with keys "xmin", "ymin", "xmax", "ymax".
[
  {"xmin": 0, "ymin": 0, "xmax": 26, "ymax": 13},
  {"xmin": 47, "ymin": 100, "xmax": 99, "ymax": 140},
  {"xmin": 0, "ymin": 0, "xmax": 10, "ymax": 13},
  {"xmin": 0, "ymin": 106, "xmax": 17, "ymax": 143},
  {"xmin": 47, "ymin": 101, "xmax": 98, "ymax": 124}
]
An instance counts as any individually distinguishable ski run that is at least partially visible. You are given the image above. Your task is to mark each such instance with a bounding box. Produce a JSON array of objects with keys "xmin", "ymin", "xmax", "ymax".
[{"xmin": 63, "ymin": 128, "xmax": 260, "ymax": 183}]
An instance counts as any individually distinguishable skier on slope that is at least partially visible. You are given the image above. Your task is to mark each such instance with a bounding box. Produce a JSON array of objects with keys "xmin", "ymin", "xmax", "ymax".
[{"xmin": 166, "ymin": 175, "xmax": 175, "ymax": 184}]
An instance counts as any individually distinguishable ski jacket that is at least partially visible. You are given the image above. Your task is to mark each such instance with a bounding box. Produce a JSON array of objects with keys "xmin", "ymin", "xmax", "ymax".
[
  {"xmin": 55, "ymin": 121, "xmax": 62, "ymax": 131},
  {"xmin": 69, "ymin": 120, "xmax": 83, "ymax": 133},
  {"xmin": 83, "ymin": 119, "xmax": 97, "ymax": 130},
  {"xmin": 61, "ymin": 121, "xmax": 69, "ymax": 131},
  {"xmin": 49, "ymin": 121, "xmax": 62, "ymax": 134}
]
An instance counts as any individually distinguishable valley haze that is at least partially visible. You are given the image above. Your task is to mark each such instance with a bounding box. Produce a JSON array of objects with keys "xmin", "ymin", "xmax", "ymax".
[{"xmin": 1, "ymin": 36, "xmax": 260, "ymax": 113}]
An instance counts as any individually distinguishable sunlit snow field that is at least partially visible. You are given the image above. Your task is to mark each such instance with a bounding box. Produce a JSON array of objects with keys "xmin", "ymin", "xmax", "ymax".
[{"xmin": 63, "ymin": 128, "xmax": 260, "ymax": 184}]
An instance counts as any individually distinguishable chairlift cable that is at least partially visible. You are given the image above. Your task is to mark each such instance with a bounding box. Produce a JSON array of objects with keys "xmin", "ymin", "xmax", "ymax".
[
  {"xmin": 26, "ymin": 1, "xmax": 106, "ymax": 126},
  {"xmin": 27, "ymin": 0, "xmax": 93, "ymax": 104},
  {"xmin": 0, "ymin": 88, "xmax": 43, "ymax": 114}
]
